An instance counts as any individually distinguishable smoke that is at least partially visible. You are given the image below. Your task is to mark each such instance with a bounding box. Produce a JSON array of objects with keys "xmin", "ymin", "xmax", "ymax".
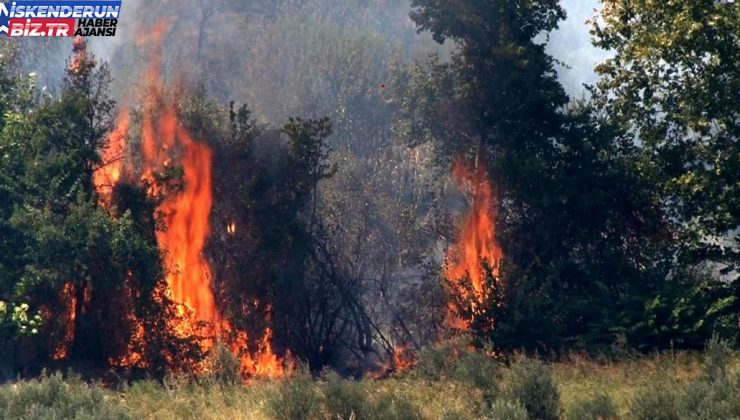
[{"xmin": 12, "ymin": 0, "xmax": 609, "ymax": 106}]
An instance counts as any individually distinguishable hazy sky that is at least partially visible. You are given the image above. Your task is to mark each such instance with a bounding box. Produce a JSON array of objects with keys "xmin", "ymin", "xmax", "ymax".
[
  {"xmin": 83, "ymin": 0, "xmax": 610, "ymax": 101},
  {"xmin": 548, "ymin": 0, "xmax": 612, "ymax": 98}
]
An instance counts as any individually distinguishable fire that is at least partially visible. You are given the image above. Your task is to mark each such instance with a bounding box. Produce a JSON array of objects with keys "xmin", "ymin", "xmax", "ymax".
[
  {"xmin": 92, "ymin": 25, "xmax": 285, "ymax": 379},
  {"xmin": 52, "ymin": 283, "xmax": 77, "ymax": 360},
  {"xmin": 94, "ymin": 110, "xmax": 129, "ymax": 206},
  {"xmin": 373, "ymin": 345, "xmax": 415, "ymax": 378},
  {"xmin": 392, "ymin": 346, "xmax": 415, "ymax": 372},
  {"xmin": 142, "ymin": 97, "xmax": 218, "ymax": 327},
  {"xmin": 227, "ymin": 222, "xmax": 237, "ymax": 236},
  {"xmin": 444, "ymin": 159, "xmax": 503, "ymax": 329}
]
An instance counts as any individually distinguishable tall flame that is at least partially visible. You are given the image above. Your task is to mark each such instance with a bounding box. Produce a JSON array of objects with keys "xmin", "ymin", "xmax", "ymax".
[
  {"xmin": 141, "ymin": 96, "xmax": 218, "ymax": 326},
  {"xmin": 93, "ymin": 26, "xmax": 285, "ymax": 378},
  {"xmin": 444, "ymin": 159, "xmax": 503, "ymax": 329},
  {"xmin": 94, "ymin": 111, "xmax": 129, "ymax": 206}
]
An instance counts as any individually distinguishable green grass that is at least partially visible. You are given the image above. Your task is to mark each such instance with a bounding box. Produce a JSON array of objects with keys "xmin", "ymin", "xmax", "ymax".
[{"xmin": 1, "ymin": 341, "xmax": 738, "ymax": 419}]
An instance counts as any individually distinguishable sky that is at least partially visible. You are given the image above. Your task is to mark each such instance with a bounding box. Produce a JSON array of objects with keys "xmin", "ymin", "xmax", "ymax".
[
  {"xmin": 29, "ymin": 0, "xmax": 611, "ymax": 103},
  {"xmin": 548, "ymin": 0, "xmax": 612, "ymax": 98}
]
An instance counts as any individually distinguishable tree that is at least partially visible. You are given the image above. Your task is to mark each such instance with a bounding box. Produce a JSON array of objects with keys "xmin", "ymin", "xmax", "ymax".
[
  {"xmin": 0, "ymin": 39, "xmax": 199, "ymax": 374},
  {"xmin": 591, "ymin": 0, "xmax": 739, "ymax": 346},
  {"xmin": 408, "ymin": 0, "xmax": 568, "ymax": 172},
  {"xmin": 592, "ymin": 0, "xmax": 739, "ymax": 272},
  {"xmin": 401, "ymin": 0, "xmax": 734, "ymax": 352}
]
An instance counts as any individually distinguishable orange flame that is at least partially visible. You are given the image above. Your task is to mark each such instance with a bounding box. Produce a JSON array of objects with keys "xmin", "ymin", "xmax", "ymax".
[
  {"xmin": 142, "ymin": 102, "xmax": 218, "ymax": 326},
  {"xmin": 94, "ymin": 111, "xmax": 129, "ymax": 206},
  {"xmin": 93, "ymin": 25, "xmax": 285, "ymax": 378},
  {"xmin": 444, "ymin": 159, "xmax": 503, "ymax": 329},
  {"xmin": 372, "ymin": 345, "xmax": 415, "ymax": 378},
  {"xmin": 51, "ymin": 283, "xmax": 77, "ymax": 360}
]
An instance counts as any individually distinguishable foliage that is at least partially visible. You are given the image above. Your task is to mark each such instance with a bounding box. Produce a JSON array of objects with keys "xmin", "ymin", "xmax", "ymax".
[
  {"xmin": 501, "ymin": 356, "xmax": 561, "ymax": 420},
  {"xmin": 629, "ymin": 378, "xmax": 683, "ymax": 420},
  {"xmin": 265, "ymin": 368, "xmax": 322, "ymax": 420},
  {"xmin": 411, "ymin": 338, "xmax": 499, "ymax": 393},
  {"xmin": 0, "ymin": 349, "xmax": 737, "ymax": 419},
  {"xmin": 488, "ymin": 400, "xmax": 529, "ymax": 420},
  {"xmin": 203, "ymin": 342, "xmax": 242, "ymax": 386},
  {"xmin": 592, "ymin": 0, "xmax": 740, "ymax": 325},
  {"xmin": 2, "ymin": 0, "xmax": 738, "ymax": 381},
  {"xmin": 592, "ymin": 0, "xmax": 739, "ymax": 256},
  {"xmin": 567, "ymin": 392, "xmax": 619, "ymax": 420},
  {"xmin": 322, "ymin": 370, "xmax": 372, "ymax": 419},
  {"xmin": 400, "ymin": 0, "xmax": 739, "ymax": 354},
  {"xmin": 0, "ymin": 39, "xmax": 199, "ymax": 375},
  {"xmin": 0, "ymin": 302, "xmax": 42, "ymax": 372},
  {"xmin": 0, "ymin": 372, "xmax": 129, "ymax": 420}
]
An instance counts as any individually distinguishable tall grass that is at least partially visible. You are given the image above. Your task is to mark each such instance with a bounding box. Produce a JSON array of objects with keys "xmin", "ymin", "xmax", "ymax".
[{"xmin": 0, "ymin": 341, "xmax": 737, "ymax": 419}]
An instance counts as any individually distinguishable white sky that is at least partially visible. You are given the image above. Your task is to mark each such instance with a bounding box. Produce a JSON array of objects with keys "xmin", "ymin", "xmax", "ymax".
[{"xmin": 548, "ymin": 0, "xmax": 612, "ymax": 98}]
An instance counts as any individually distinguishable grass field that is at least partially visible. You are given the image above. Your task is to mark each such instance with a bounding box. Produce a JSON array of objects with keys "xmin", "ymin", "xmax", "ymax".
[{"xmin": 1, "ymin": 340, "xmax": 738, "ymax": 419}]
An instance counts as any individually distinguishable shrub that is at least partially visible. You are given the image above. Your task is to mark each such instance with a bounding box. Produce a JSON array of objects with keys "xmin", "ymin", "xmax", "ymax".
[
  {"xmin": 370, "ymin": 390, "xmax": 423, "ymax": 420},
  {"xmin": 680, "ymin": 379, "xmax": 740, "ymax": 419},
  {"xmin": 440, "ymin": 407, "xmax": 469, "ymax": 420},
  {"xmin": 0, "ymin": 372, "xmax": 129, "ymax": 420},
  {"xmin": 629, "ymin": 381, "xmax": 681, "ymax": 420},
  {"xmin": 203, "ymin": 342, "xmax": 242, "ymax": 386},
  {"xmin": 412, "ymin": 338, "xmax": 500, "ymax": 391},
  {"xmin": 265, "ymin": 369, "xmax": 322, "ymax": 420},
  {"xmin": 501, "ymin": 356, "xmax": 560, "ymax": 420},
  {"xmin": 488, "ymin": 399, "xmax": 528, "ymax": 420},
  {"xmin": 567, "ymin": 392, "xmax": 619, "ymax": 420},
  {"xmin": 322, "ymin": 371, "xmax": 371, "ymax": 419},
  {"xmin": 677, "ymin": 342, "xmax": 740, "ymax": 420},
  {"xmin": 701, "ymin": 335, "xmax": 733, "ymax": 384},
  {"xmin": 412, "ymin": 340, "xmax": 462, "ymax": 381}
]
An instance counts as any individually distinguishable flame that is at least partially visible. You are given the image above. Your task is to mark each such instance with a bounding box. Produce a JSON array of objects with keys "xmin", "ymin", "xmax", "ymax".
[
  {"xmin": 93, "ymin": 25, "xmax": 285, "ymax": 379},
  {"xmin": 392, "ymin": 346, "xmax": 415, "ymax": 372},
  {"xmin": 52, "ymin": 283, "xmax": 76, "ymax": 360},
  {"xmin": 444, "ymin": 159, "xmax": 503, "ymax": 329},
  {"xmin": 94, "ymin": 111, "xmax": 129, "ymax": 206},
  {"xmin": 252, "ymin": 328, "xmax": 285, "ymax": 379},
  {"xmin": 143, "ymin": 102, "xmax": 218, "ymax": 326},
  {"xmin": 372, "ymin": 345, "xmax": 415, "ymax": 378}
]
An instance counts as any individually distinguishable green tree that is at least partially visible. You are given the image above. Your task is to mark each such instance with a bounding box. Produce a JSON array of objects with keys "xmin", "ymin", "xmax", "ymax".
[
  {"xmin": 0, "ymin": 39, "xmax": 198, "ymax": 373},
  {"xmin": 592, "ymin": 0, "xmax": 739, "ymax": 270},
  {"xmin": 592, "ymin": 0, "xmax": 739, "ymax": 344},
  {"xmin": 401, "ymin": 0, "xmax": 729, "ymax": 352}
]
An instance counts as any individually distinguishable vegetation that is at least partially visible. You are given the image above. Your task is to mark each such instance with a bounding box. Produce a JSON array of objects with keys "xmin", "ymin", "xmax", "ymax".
[{"xmin": 0, "ymin": 342, "xmax": 738, "ymax": 419}]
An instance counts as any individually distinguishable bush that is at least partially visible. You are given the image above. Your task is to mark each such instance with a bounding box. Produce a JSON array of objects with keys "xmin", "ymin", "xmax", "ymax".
[
  {"xmin": 567, "ymin": 392, "xmax": 619, "ymax": 420},
  {"xmin": 680, "ymin": 379, "xmax": 740, "ymax": 419},
  {"xmin": 701, "ymin": 335, "xmax": 733, "ymax": 384},
  {"xmin": 370, "ymin": 390, "xmax": 423, "ymax": 420},
  {"xmin": 677, "ymin": 340, "xmax": 740, "ymax": 420},
  {"xmin": 629, "ymin": 381, "xmax": 681, "ymax": 420},
  {"xmin": 488, "ymin": 399, "xmax": 528, "ymax": 420},
  {"xmin": 501, "ymin": 356, "xmax": 560, "ymax": 420},
  {"xmin": 265, "ymin": 369, "xmax": 322, "ymax": 420},
  {"xmin": 412, "ymin": 338, "xmax": 500, "ymax": 391},
  {"xmin": 203, "ymin": 342, "xmax": 242, "ymax": 386},
  {"xmin": 321, "ymin": 371, "xmax": 371, "ymax": 419},
  {"xmin": 0, "ymin": 372, "xmax": 129, "ymax": 420}
]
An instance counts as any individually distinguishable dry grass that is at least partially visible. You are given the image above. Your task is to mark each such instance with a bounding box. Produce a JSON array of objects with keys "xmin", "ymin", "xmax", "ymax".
[
  {"xmin": 554, "ymin": 352, "xmax": 705, "ymax": 417},
  {"xmin": 2, "ymin": 347, "xmax": 739, "ymax": 419}
]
